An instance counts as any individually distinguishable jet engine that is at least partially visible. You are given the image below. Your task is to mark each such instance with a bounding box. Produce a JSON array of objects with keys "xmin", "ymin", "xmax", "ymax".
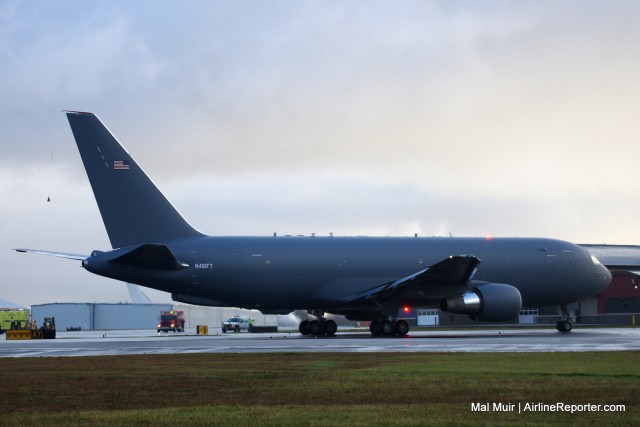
[{"xmin": 440, "ymin": 283, "xmax": 522, "ymax": 321}]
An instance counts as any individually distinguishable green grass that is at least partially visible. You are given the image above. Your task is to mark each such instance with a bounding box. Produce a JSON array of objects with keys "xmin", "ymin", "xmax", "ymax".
[{"xmin": 1, "ymin": 352, "xmax": 637, "ymax": 426}]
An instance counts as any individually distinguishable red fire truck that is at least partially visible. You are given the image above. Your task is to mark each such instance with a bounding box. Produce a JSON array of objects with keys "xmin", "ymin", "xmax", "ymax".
[{"xmin": 157, "ymin": 310, "xmax": 185, "ymax": 333}]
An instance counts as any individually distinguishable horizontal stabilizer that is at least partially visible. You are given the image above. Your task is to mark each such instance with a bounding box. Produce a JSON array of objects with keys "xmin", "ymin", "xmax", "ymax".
[
  {"xmin": 14, "ymin": 248, "xmax": 87, "ymax": 261},
  {"xmin": 110, "ymin": 244, "xmax": 188, "ymax": 271}
]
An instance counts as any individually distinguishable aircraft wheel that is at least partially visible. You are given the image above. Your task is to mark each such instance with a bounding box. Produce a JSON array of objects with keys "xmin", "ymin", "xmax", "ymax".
[
  {"xmin": 309, "ymin": 320, "xmax": 323, "ymax": 336},
  {"xmin": 380, "ymin": 320, "xmax": 394, "ymax": 336},
  {"xmin": 323, "ymin": 319, "xmax": 337, "ymax": 336},
  {"xmin": 394, "ymin": 320, "xmax": 409, "ymax": 336},
  {"xmin": 556, "ymin": 320, "xmax": 572, "ymax": 332},
  {"xmin": 369, "ymin": 319, "xmax": 381, "ymax": 336},
  {"xmin": 299, "ymin": 320, "xmax": 310, "ymax": 335}
]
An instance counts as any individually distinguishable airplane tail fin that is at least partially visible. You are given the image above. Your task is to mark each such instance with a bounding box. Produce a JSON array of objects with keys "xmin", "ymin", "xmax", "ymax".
[{"xmin": 65, "ymin": 111, "xmax": 204, "ymax": 248}]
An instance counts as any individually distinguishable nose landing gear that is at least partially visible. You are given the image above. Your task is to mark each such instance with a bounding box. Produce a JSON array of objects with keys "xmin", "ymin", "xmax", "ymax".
[{"xmin": 556, "ymin": 304, "xmax": 573, "ymax": 332}]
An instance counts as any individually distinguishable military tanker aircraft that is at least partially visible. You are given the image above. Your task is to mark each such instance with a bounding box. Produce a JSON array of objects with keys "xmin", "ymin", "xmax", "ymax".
[{"xmin": 16, "ymin": 112, "xmax": 611, "ymax": 336}]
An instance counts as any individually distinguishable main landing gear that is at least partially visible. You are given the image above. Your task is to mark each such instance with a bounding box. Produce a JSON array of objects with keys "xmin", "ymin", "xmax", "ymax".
[
  {"xmin": 299, "ymin": 318, "xmax": 338, "ymax": 337},
  {"xmin": 369, "ymin": 319, "xmax": 409, "ymax": 337},
  {"xmin": 297, "ymin": 311, "xmax": 410, "ymax": 337},
  {"xmin": 556, "ymin": 304, "xmax": 573, "ymax": 333}
]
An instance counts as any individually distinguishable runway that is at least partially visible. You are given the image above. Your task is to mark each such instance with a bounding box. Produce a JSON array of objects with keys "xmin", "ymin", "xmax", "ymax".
[{"xmin": 2, "ymin": 327, "xmax": 640, "ymax": 357}]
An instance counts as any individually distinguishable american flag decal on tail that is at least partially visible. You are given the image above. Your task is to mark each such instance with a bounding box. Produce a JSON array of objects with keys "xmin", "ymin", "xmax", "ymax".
[{"xmin": 113, "ymin": 160, "xmax": 130, "ymax": 170}]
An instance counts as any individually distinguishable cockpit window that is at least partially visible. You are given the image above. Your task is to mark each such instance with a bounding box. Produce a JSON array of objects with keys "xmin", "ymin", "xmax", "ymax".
[{"xmin": 591, "ymin": 255, "xmax": 602, "ymax": 265}]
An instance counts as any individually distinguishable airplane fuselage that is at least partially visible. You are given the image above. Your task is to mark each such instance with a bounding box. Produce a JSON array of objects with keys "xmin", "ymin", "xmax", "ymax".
[{"xmin": 83, "ymin": 236, "xmax": 610, "ymax": 314}]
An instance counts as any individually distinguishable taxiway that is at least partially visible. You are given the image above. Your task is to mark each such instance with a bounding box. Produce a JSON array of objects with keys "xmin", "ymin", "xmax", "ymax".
[{"xmin": 2, "ymin": 327, "xmax": 639, "ymax": 357}]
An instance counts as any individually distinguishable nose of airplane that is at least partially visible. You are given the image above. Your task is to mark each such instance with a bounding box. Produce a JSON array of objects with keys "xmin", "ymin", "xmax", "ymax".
[{"xmin": 590, "ymin": 256, "xmax": 612, "ymax": 296}]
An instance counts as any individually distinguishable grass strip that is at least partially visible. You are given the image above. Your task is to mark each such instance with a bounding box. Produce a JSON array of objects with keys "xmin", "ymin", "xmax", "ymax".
[{"xmin": 0, "ymin": 352, "xmax": 637, "ymax": 426}]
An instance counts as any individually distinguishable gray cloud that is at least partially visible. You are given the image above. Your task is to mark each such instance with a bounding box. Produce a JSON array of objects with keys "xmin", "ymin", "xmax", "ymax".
[{"xmin": 2, "ymin": 1, "xmax": 640, "ymax": 306}]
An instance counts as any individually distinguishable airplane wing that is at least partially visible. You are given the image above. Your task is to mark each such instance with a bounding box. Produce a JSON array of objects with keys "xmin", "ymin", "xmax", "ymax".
[
  {"xmin": 13, "ymin": 248, "xmax": 88, "ymax": 261},
  {"xmin": 347, "ymin": 255, "xmax": 480, "ymax": 304}
]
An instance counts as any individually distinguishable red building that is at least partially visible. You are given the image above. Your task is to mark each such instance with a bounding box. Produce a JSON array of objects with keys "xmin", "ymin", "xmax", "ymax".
[
  {"xmin": 597, "ymin": 272, "xmax": 640, "ymax": 314},
  {"xmin": 581, "ymin": 245, "xmax": 640, "ymax": 315}
]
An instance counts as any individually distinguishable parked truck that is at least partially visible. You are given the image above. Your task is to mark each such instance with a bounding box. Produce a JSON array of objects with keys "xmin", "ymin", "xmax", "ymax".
[
  {"xmin": 221, "ymin": 316, "xmax": 252, "ymax": 333},
  {"xmin": 157, "ymin": 310, "xmax": 185, "ymax": 332},
  {"xmin": 5, "ymin": 316, "xmax": 56, "ymax": 340},
  {"xmin": 0, "ymin": 309, "xmax": 28, "ymax": 334}
]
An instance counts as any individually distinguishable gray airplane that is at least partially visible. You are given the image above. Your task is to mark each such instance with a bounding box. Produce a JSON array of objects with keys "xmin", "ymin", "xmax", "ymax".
[{"xmin": 16, "ymin": 112, "xmax": 611, "ymax": 336}]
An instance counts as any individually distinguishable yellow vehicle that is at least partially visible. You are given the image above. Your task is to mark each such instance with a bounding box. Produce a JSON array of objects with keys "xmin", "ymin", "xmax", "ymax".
[
  {"xmin": 5, "ymin": 317, "xmax": 56, "ymax": 340},
  {"xmin": 0, "ymin": 309, "xmax": 28, "ymax": 334}
]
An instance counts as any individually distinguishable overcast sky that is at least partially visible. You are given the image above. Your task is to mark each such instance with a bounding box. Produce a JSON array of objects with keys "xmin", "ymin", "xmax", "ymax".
[{"xmin": 2, "ymin": 1, "xmax": 640, "ymax": 307}]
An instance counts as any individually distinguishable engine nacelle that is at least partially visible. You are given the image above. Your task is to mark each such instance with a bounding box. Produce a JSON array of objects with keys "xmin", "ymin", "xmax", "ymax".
[{"xmin": 440, "ymin": 283, "xmax": 522, "ymax": 321}]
